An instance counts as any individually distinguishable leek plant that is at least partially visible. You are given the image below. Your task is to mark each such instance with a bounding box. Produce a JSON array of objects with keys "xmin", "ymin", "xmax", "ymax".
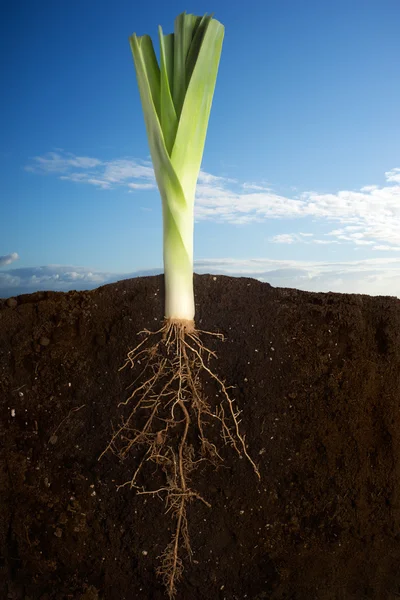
[
  {"xmin": 101, "ymin": 13, "xmax": 259, "ymax": 598},
  {"xmin": 130, "ymin": 12, "xmax": 223, "ymax": 325}
]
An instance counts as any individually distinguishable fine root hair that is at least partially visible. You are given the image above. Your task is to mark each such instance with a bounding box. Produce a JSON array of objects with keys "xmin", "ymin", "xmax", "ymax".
[{"xmin": 100, "ymin": 318, "xmax": 259, "ymax": 598}]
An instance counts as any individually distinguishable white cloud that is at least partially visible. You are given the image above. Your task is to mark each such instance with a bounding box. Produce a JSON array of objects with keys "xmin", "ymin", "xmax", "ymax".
[
  {"xmin": 241, "ymin": 182, "xmax": 271, "ymax": 191},
  {"xmin": 26, "ymin": 152, "xmax": 155, "ymax": 191},
  {"xmin": 373, "ymin": 245, "xmax": 400, "ymax": 251},
  {"xmin": 360, "ymin": 185, "xmax": 379, "ymax": 192},
  {"xmin": 194, "ymin": 168, "xmax": 400, "ymax": 249},
  {"xmin": 195, "ymin": 184, "xmax": 305, "ymax": 222},
  {"xmin": 68, "ymin": 156, "xmax": 103, "ymax": 168},
  {"xmin": 60, "ymin": 173, "xmax": 88, "ymax": 182},
  {"xmin": 27, "ymin": 151, "xmax": 103, "ymax": 173},
  {"xmin": 271, "ymin": 234, "xmax": 298, "ymax": 244},
  {"xmin": 128, "ymin": 182, "xmax": 157, "ymax": 190},
  {"xmin": 270, "ymin": 233, "xmax": 338, "ymax": 245},
  {"xmin": 386, "ymin": 168, "xmax": 400, "ymax": 184},
  {"xmin": 198, "ymin": 171, "xmax": 236, "ymax": 185},
  {"xmin": 86, "ymin": 178, "xmax": 112, "ymax": 189},
  {"xmin": 103, "ymin": 159, "xmax": 155, "ymax": 183},
  {"xmin": 0, "ymin": 252, "xmax": 19, "ymax": 267}
]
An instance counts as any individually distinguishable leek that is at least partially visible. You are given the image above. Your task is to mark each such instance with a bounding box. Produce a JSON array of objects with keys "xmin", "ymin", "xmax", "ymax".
[
  {"xmin": 101, "ymin": 14, "xmax": 259, "ymax": 598},
  {"xmin": 129, "ymin": 12, "xmax": 224, "ymax": 323}
]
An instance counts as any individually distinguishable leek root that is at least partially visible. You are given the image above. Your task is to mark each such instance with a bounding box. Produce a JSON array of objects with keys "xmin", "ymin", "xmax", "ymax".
[{"xmin": 101, "ymin": 319, "xmax": 259, "ymax": 597}]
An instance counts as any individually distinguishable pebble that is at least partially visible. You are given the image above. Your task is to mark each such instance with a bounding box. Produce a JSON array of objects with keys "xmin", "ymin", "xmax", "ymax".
[
  {"xmin": 6, "ymin": 297, "xmax": 17, "ymax": 308},
  {"xmin": 39, "ymin": 337, "xmax": 50, "ymax": 347}
]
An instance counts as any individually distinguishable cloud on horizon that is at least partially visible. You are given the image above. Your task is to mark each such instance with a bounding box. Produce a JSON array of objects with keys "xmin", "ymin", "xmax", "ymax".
[
  {"xmin": 0, "ymin": 252, "xmax": 19, "ymax": 267},
  {"xmin": 1, "ymin": 258, "xmax": 400, "ymax": 299}
]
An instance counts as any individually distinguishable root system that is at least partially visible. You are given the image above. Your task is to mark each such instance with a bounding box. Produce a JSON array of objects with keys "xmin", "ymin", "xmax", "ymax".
[{"xmin": 100, "ymin": 318, "xmax": 260, "ymax": 598}]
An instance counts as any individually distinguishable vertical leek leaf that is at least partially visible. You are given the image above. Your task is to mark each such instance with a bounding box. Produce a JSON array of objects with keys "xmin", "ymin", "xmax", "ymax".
[
  {"xmin": 172, "ymin": 18, "xmax": 224, "ymax": 200},
  {"xmin": 163, "ymin": 33, "xmax": 174, "ymax": 97},
  {"xmin": 158, "ymin": 27, "xmax": 178, "ymax": 155},
  {"xmin": 185, "ymin": 14, "xmax": 212, "ymax": 85},
  {"xmin": 129, "ymin": 34, "xmax": 186, "ymax": 215},
  {"xmin": 173, "ymin": 12, "xmax": 201, "ymax": 118},
  {"xmin": 134, "ymin": 35, "xmax": 161, "ymax": 121}
]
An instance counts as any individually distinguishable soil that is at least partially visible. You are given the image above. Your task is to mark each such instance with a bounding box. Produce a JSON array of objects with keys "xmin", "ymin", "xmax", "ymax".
[{"xmin": 1, "ymin": 274, "xmax": 400, "ymax": 600}]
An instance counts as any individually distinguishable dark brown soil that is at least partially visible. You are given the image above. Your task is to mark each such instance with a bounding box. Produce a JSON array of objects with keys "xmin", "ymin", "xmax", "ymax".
[{"xmin": 1, "ymin": 274, "xmax": 400, "ymax": 600}]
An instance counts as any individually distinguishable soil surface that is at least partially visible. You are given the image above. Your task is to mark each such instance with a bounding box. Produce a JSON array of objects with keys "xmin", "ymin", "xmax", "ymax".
[{"xmin": 1, "ymin": 274, "xmax": 400, "ymax": 600}]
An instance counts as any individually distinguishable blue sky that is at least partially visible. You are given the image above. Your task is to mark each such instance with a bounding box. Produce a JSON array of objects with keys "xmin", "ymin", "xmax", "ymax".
[{"xmin": 1, "ymin": 0, "xmax": 400, "ymax": 298}]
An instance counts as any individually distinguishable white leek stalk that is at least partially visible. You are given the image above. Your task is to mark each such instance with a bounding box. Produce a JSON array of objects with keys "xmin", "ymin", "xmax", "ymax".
[{"xmin": 129, "ymin": 12, "xmax": 224, "ymax": 322}]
